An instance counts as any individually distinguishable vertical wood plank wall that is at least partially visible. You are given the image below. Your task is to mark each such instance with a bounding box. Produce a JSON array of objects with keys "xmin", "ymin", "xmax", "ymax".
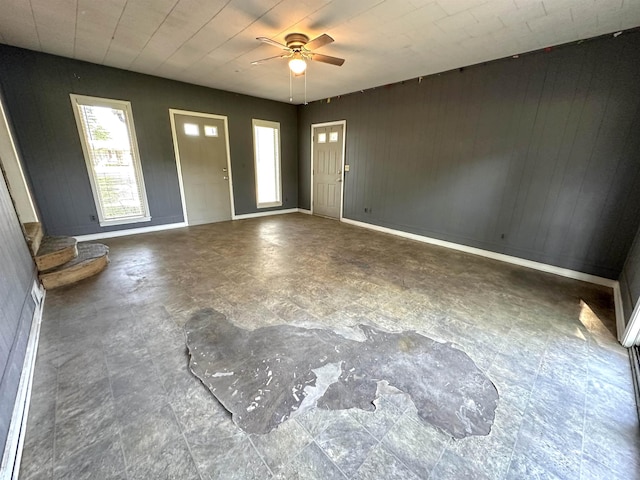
[
  {"xmin": 299, "ymin": 32, "xmax": 640, "ymax": 279},
  {"xmin": 0, "ymin": 169, "xmax": 37, "ymax": 456},
  {"xmin": 0, "ymin": 46, "xmax": 298, "ymax": 236}
]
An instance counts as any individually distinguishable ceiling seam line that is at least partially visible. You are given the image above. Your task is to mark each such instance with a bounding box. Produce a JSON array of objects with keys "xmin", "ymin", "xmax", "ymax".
[
  {"xmin": 101, "ymin": 0, "xmax": 130, "ymax": 65},
  {"xmin": 28, "ymin": 0, "xmax": 42, "ymax": 51},
  {"xmin": 186, "ymin": 0, "xmax": 290, "ymax": 69},
  {"xmin": 125, "ymin": 0, "xmax": 182, "ymax": 70},
  {"xmin": 153, "ymin": 0, "xmax": 235, "ymax": 72},
  {"xmin": 73, "ymin": 0, "xmax": 78, "ymax": 57}
]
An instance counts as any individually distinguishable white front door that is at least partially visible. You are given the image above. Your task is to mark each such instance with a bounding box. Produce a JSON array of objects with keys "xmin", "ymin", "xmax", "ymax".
[
  {"xmin": 170, "ymin": 111, "xmax": 233, "ymax": 225},
  {"xmin": 313, "ymin": 124, "xmax": 344, "ymax": 219}
]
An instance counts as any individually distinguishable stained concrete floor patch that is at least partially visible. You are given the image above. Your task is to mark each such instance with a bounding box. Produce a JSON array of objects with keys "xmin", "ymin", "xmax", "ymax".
[{"xmin": 185, "ymin": 308, "xmax": 499, "ymax": 438}]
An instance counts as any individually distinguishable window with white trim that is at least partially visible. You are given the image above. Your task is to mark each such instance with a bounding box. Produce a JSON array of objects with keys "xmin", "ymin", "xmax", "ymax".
[
  {"xmin": 70, "ymin": 94, "xmax": 150, "ymax": 226},
  {"xmin": 252, "ymin": 119, "xmax": 282, "ymax": 208}
]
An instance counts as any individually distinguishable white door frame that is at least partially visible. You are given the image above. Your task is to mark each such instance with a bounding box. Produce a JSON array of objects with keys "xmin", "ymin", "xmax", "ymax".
[
  {"xmin": 0, "ymin": 94, "xmax": 39, "ymax": 223},
  {"xmin": 310, "ymin": 120, "xmax": 347, "ymax": 219},
  {"xmin": 621, "ymin": 302, "xmax": 640, "ymax": 347},
  {"xmin": 169, "ymin": 109, "xmax": 236, "ymax": 224}
]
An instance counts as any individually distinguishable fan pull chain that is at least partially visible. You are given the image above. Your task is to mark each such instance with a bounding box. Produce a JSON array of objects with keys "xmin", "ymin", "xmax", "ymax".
[
  {"xmin": 304, "ymin": 68, "xmax": 307, "ymax": 105},
  {"xmin": 289, "ymin": 69, "xmax": 293, "ymax": 103}
]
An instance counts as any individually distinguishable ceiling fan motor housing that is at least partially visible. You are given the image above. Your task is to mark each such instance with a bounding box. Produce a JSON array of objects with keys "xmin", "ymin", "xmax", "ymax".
[{"xmin": 285, "ymin": 33, "xmax": 310, "ymax": 51}]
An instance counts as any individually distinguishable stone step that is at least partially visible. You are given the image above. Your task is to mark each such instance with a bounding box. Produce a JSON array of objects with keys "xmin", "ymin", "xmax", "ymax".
[
  {"xmin": 35, "ymin": 236, "xmax": 78, "ymax": 272},
  {"xmin": 39, "ymin": 243, "xmax": 109, "ymax": 289},
  {"xmin": 23, "ymin": 222, "xmax": 44, "ymax": 257}
]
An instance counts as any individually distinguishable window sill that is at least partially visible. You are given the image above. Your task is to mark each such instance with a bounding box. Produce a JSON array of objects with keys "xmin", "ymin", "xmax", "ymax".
[{"xmin": 99, "ymin": 216, "xmax": 151, "ymax": 227}]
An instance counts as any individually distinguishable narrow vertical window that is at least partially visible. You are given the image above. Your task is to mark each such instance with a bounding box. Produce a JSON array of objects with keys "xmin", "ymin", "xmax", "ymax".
[
  {"xmin": 70, "ymin": 94, "xmax": 150, "ymax": 226},
  {"xmin": 252, "ymin": 119, "xmax": 282, "ymax": 208}
]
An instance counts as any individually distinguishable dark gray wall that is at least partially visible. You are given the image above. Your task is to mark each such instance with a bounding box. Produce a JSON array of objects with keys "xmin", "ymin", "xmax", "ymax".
[
  {"xmin": 0, "ymin": 45, "xmax": 298, "ymax": 236},
  {"xmin": 299, "ymin": 32, "xmax": 640, "ymax": 279},
  {"xmin": 0, "ymin": 167, "xmax": 37, "ymax": 456},
  {"xmin": 620, "ymin": 224, "xmax": 640, "ymax": 326}
]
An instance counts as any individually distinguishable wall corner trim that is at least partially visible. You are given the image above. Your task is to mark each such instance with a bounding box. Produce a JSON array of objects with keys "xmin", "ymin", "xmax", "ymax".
[
  {"xmin": 340, "ymin": 217, "xmax": 617, "ymax": 288},
  {"xmin": 1, "ymin": 281, "xmax": 45, "ymax": 480}
]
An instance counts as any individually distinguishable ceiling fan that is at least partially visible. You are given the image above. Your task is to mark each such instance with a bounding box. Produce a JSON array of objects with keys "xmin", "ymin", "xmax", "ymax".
[{"xmin": 251, "ymin": 33, "xmax": 345, "ymax": 75}]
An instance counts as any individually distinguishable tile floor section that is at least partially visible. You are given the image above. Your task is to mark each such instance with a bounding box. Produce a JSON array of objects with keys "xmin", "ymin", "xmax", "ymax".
[{"xmin": 19, "ymin": 214, "xmax": 640, "ymax": 479}]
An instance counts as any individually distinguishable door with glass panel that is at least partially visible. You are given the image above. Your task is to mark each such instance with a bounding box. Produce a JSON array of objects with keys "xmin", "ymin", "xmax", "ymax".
[
  {"xmin": 170, "ymin": 110, "xmax": 233, "ymax": 225},
  {"xmin": 313, "ymin": 124, "xmax": 344, "ymax": 219}
]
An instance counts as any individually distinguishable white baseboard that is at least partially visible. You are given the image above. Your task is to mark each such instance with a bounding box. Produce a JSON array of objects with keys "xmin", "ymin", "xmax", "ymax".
[
  {"xmin": 233, "ymin": 208, "xmax": 299, "ymax": 220},
  {"xmin": 340, "ymin": 217, "xmax": 617, "ymax": 288},
  {"xmin": 614, "ymin": 282, "xmax": 626, "ymax": 343},
  {"xmin": 74, "ymin": 222, "xmax": 186, "ymax": 242},
  {"xmin": 1, "ymin": 281, "xmax": 45, "ymax": 480},
  {"xmin": 297, "ymin": 209, "xmax": 312, "ymax": 215},
  {"xmin": 74, "ymin": 209, "xmax": 311, "ymax": 240}
]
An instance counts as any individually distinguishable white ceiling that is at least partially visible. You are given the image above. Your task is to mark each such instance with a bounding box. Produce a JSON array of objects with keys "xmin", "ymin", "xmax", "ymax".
[{"xmin": 1, "ymin": 0, "xmax": 639, "ymax": 104}]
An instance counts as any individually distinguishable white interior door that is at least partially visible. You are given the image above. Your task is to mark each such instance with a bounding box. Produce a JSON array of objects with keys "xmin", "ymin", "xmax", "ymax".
[
  {"xmin": 313, "ymin": 124, "xmax": 344, "ymax": 219},
  {"xmin": 171, "ymin": 111, "xmax": 233, "ymax": 225}
]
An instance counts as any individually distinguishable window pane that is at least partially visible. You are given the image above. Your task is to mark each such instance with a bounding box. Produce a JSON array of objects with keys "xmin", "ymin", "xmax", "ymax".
[
  {"xmin": 184, "ymin": 123, "xmax": 199, "ymax": 136},
  {"xmin": 73, "ymin": 96, "xmax": 149, "ymax": 224},
  {"xmin": 253, "ymin": 120, "xmax": 281, "ymax": 208},
  {"xmin": 318, "ymin": 133, "xmax": 327, "ymax": 143},
  {"xmin": 204, "ymin": 125, "xmax": 218, "ymax": 137}
]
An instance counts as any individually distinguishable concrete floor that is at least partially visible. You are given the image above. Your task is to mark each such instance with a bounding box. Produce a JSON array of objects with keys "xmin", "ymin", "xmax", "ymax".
[{"xmin": 19, "ymin": 213, "xmax": 640, "ymax": 479}]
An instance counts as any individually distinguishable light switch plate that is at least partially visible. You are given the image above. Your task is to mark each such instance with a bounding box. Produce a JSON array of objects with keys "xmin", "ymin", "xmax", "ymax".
[{"xmin": 344, "ymin": 164, "xmax": 350, "ymax": 172}]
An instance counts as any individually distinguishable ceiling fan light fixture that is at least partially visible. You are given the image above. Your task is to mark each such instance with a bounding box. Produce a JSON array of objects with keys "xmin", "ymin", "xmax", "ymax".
[{"xmin": 289, "ymin": 57, "xmax": 307, "ymax": 75}]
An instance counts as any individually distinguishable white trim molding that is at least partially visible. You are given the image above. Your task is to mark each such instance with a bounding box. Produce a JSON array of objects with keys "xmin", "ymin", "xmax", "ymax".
[
  {"xmin": 0, "ymin": 96, "xmax": 38, "ymax": 224},
  {"xmin": 621, "ymin": 301, "xmax": 640, "ymax": 348},
  {"xmin": 74, "ymin": 222, "xmax": 186, "ymax": 242},
  {"xmin": 74, "ymin": 210, "xmax": 308, "ymax": 241},
  {"xmin": 234, "ymin": 208, "xmax": 299, "ymax": 220},
  {"xmin": 297, "ymin": 208, "xmax": 312, "ymax": 215},
  {"xmin": 341, "ymin": 217, "xmax": 617, "ymax": 288},
  {"xmin": 1, "ymin": 281, "xmax": 45, "ymax": 480},
  {"xmin": 614, "ymin": 282, "xmax": 626, "ymax": 343}
]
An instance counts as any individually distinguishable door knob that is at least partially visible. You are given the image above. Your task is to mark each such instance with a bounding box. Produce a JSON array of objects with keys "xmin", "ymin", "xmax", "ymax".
[
  {"xmin": 223, "ymin": 176, "xmax": 229, "ymax": 180},
  {"xmin": 337, "ymin": 178, "xmax": 342, "ymax": 182}
]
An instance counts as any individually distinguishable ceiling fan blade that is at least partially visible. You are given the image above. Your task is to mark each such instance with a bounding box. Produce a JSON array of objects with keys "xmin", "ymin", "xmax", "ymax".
[
  {"xmin": 310, "ymin": 53, "xmax": 345, "ymax": 66},
  {"xmin": 304, "ymin": 33, "xmax": 334, "ymax": 51},
  {"xmin": 256, "ymin": 37, "xmax": 289, "ymax": 50},
  {"xmin": 251, "ymin": 54, "xmax": 288, "ymax": 65}
]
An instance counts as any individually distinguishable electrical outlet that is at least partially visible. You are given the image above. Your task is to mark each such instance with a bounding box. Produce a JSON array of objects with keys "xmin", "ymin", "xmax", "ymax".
[{"xmin": 90, "ymin": 215, "xmax": 97, "ymax": 221}]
